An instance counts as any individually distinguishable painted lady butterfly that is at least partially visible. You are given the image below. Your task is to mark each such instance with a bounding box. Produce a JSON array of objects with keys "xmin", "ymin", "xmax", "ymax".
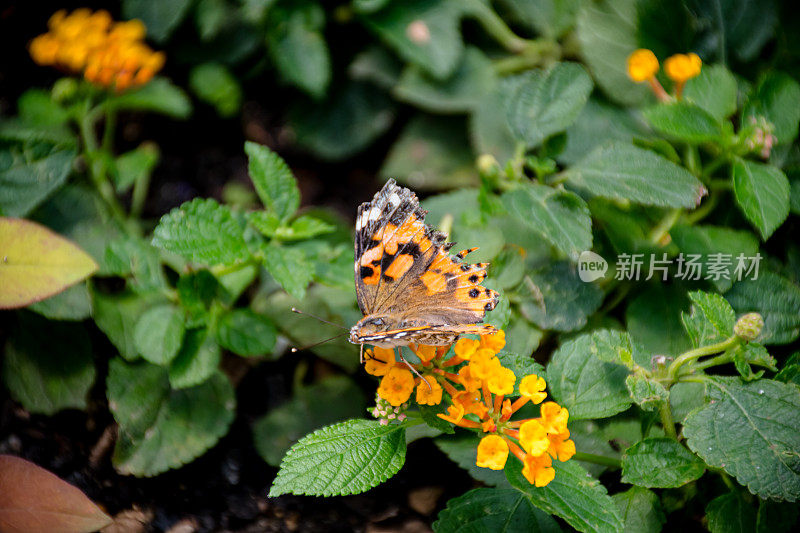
[{"xmin": 349, "ymin": 179, "xmax": 499, "ymax": 350}]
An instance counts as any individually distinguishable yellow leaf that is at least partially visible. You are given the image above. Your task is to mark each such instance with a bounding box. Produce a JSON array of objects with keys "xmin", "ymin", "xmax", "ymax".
[{"xmin": 0, "ymin": 217, "xmax": 98, "ymax": 309}]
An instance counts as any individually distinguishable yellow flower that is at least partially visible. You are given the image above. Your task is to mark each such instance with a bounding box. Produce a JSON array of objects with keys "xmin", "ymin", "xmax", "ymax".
[
  {"xmin": 519, "ymin": 374, "xmax": 547, "ymax": 404},
  {"xmin": 416, "ymin": 375, "xmax": 443, "ymax": 405},
  {"xmin": 519, "ymin": 420, "xmax": 549, "ymax": 457},
  {"xmin": 29, "ymin": 34, "xmax": 59, "ymax": 65},
  {"xmin": 457, "ymin": 365, "xmax": 482, "ymax": 392},
  {"xmin": 476, "ymin": 435, "xmax": 509, "ymax": 470},
  {"xmin": 454, "ymin": 337, "xmax": 480, "ymax": 360},
  {"xmin": 469, "ymin": 349, "xmax": 501, "ymax": 380},
  {"xmin": 540, "ymin": 402, "xmax": 569, "ymax": 434},
  {"xmin": 664, "ymin": 53, "xmax": 701, "ymax": 83},
  {"xmin": 480, "ymin": 329, "xmax": 505, "ymax": 353},
  {"xmin": 377, "ymin": 367, "xmax": 415, "ymax": 406},
  {"xmin": 487, "ymin": 366, "xmax": 515, "ymax": 396},
  {"xmin": 415, "ymin": 344, "xmax": 437, "ymax": 363},
  {"xmin": 548, "ymin": 429, "xmax": 576, "ymax": 462},
  {"xmin": 522, "ymin": 453, "xmax": 555, "ymax": 487},
  {"xmin": 627, "ymin": 49, "xmax": 659, "ymax": 82},
  {"xmin": 109, "ymin": 19, "xmax": 147, "ymax": 43},
  {"xmin": 364, "ymin": 347, "xmax": 395, "ymax": 376}
]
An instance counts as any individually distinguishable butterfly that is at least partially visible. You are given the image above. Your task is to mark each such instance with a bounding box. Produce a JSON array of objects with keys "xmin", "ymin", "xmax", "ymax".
[{"xmin": 348, "ymin": 179, "xmax": 499, "ymax": 352}]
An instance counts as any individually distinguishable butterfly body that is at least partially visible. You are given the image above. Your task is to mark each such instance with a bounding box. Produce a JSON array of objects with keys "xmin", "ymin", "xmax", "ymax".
[{"xmin": 350, "ymin": 179, "xmax": 499, "ymax": 349}]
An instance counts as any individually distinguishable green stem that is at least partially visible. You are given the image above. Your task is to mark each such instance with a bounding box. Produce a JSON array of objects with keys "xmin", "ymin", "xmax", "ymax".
[
  {"xmin": 493, "ymin": 40, "xmax": 559, "ymax": 74},
  {"xmin": 667, "ymin": 335, "xmax": 741, "ymax": 381},
  {"xmin": 211, "ymin": 258, "xmax": 259, "ymax": 278},
  {"xmin": 102, "ymin": 104, "xmax": 116, "ymax": 153},
  {"xmin": 702, "ymin": 156, "xmax": 728, "ymax": 179},
  {"xmin": 691, "ymin": 352, "xmax": 734, "ymax": 372},
  {"xmin": 659, "ymin": 403, "xmax": 678, "ymax": 439},
  {"xmin": 130, "ymin": 164, "xmax": 152, "ymax": 218},
  {"xmin": 573, "ymin": 452, "xmax": 621, "ymax": 469},
  {"xmin": 471, "ymin": 3, "xmax": 528, "ymax": 53},
  {"xmin": 684, "ymin": 190, "xmax": 719, "ymax": 225},
  {"xmin": 648, "ymin": 208, "xmax": 682, "ymax": 245}
]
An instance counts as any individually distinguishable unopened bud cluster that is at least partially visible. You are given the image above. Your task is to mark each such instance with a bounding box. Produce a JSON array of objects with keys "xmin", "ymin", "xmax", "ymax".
[
  {"xmin": 734, "ymin": 312, "xmax": 764, "ymax": 341},
  {"xmin": 369, "ymin": 394, "xmax": 408, "ymax": 425}
]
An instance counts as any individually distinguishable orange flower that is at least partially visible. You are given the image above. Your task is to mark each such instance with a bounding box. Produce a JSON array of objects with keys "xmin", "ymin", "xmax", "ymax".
[
  {"xmin": 480, "ymin": 329, "xmax": 505, "ymax": 352},
  {"xmin": 519, "ymin": 374, "xmax": 547, "ymax": 404},
  {"xmin": 453, "ymin": 337, "xmax": 480, "ymax": 360},
  {"xmin": 664, "ymin": 53, "xmax": 701, "ymax": 83},
  {"xmin": 364, "ymin": 347, "xmax": 395, "ymax": 376},
  {"xmin": 476, "ymin": 435, "xmax": 509, "ymax": 470},
  {"xmin": 626, "ymin": 49, "xmax": 659, "ymax": 82},
  {"xmin": 519, "ymin": 419, "xmax": 549, "ymax": 457},
  {"xmin": 414, "ymin": 344, "xmax": 437, "ymax": 363},
  {"xmin": 469, "ymin": 349, "xmax": 501, "ymax": 380},
  {"xmin": 547, "ymin": 429, "xmax": 576, "ymax": 462},
  {"xmin": 487, "ymin": 366, "xmax": 515, "ymax": 396},
  {"xmin": 416, "ymin": 375, "xmax": 443, "ymax": 405},
  {"xmin": 539, "ymin": 402, "xmax": 569, "ymax": 434},
  {"xmin": 522, "ymin": 453, "xmax": 555, "ymax": 487},
  {"xmin": 377, "ymin": 367, "xmax": 415, "ymax": 406},
  {"xmin": 457, "ymin": 365, "xmax": 482, "ymax": 392}
]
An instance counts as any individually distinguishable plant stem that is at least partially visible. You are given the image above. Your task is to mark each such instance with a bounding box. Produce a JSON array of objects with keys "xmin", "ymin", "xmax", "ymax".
[
  {"xmin": 684, "ymin": 190, "xmax": 719, "ymax": 225},
  {"xmin": 102, "ymin": 104, "xmax": 116, "ymax": 153},
  {"xmin": 573, "ymin": 452, "xmax": 622, "ymax": 469},
  {"xmin": 471, "ymin": 3, "xmax": 528, "ymax": 53},
  {"xmin": 667, "ymin": 335, "xmax": 741, "ymax": 381},
  {"xmin": 493, "ymin": 40, "xmax": 560, "ymax": 74},
  {"xmin": 648, "ymin": 208, "xmax": 682, "ymax": 245},
  {"xmin": 130, "ymin": 165, "xmax": 151, "ymax": 218},
  {"xmin": 659, "ymin": 403, "xmax": 678, "ymax": 439},
  {"xmin": 691, "ymin": 352, "xmax": 733, "ymax": 372}
]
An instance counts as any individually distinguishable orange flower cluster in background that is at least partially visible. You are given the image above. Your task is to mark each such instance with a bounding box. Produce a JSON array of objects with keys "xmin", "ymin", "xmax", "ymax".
[
  {"xmin": 364, "ymin": 330, "xmax": 575, "ymax": 487},
  {"xmin": 627, "ymin": 49, "xmax": 702, "ymax": 100},
  {"xmin": 29, "ymin": 9, "xmax": 164, "ymax": 91}
]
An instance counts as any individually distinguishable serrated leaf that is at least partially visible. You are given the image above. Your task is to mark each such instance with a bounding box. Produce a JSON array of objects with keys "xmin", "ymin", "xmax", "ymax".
[
  {"xmin": 216, "ymin": 308, "xmax": 277, "ymax": 357},
  {"xmin": 168, "ymin": 328, "xmax": 220, "ymax": 389},
  {"xmin": 502, "ymin": 183, "xmax": 592, "ymax": 260},
  {"xmin": 419, "ymin": 403, "xmax": 454, "ymax": 434},
  {"xmin": 151, "ymin": 198, "xmax": 250, "ymax": 265},
  {"xmin": 669, "ymin": 381, "xmax": 706, "ymax": 423},
  {"xmin": 254, "ymin": 376, "xmax": 366, "ymax": 466},
  {"xmin": 506, "ymin": 459, "xmax": 624, "ymax": 533},
  {"xmin": 133, "ymin": 304, "xmax": 185, "ymax": 365},
  {"xmin": 684, "ymin": 64, "xmax": 738, "ymax": 122},
  {"xmin": 106, "ymin": 77, "xmax": 192, "ymax": 118},
  {"xmin": 470, "ymin": 83, "xmax": 518, "ymax": 164},
  {"xmin": 0, "ymin": 455, "xmax": 112, "ymax": 533},
  {"xmin": 2, "ymin": 313, "xmax": 95, "ymax": 415},
  {"xmin": 0, "ymin": 218, "xmax": 97, "ymax": 309},
  {"xmin": 732, "ymin": 158, "xmax": 790, "ymax": 240},
  {"xmin": 108, "ymin": 358, "xmax": 235, "ymax": 477},
  {"xmin": 625, "ymin": 374, "xmax": 668, "ymax": 412},
  {"xmin": 434, "ymin": 433, "xmax": 508, "ymax": 487},
  {"xmin": 671, "ymin": 225, "xmax": 759, "ymax": 292},
  {"xmin": 547, "ymin": 329, "xmax": 632, "ymax": 419},
  {"xmin": 433, "ymin": 488, "xmax": 561, "ymax": 533},
  {"xmin": 706, "ymin": 492, "xmax": 757, "ymax": 533},
  {"xmin": 122, "ymin": 0, "xmax": 192, "ymax": 42},
  {"xmin": 113, "ymin": 142, "xmax": 159, "ymax": 193},
  {"xmin": 92, "ymin": 289, "xmax": 164, "ymax": 361},
  {"xmin": 743, "ymin": 72, "xmax": 800, "ymax": 144},
  {"xmin": 756, "ymin": 499, "xmax": 800, "ymax": 533},
  {"xmin": 261, "ymin": 244, "xmax": 313, "ymax": 300},
  {"xmin": 621, "ymin": 437, "xmax": 705, "ymax": 488},
  {"xmin": 244, "ymin": 142, "xmax": 299, "ymax": 221},
  {"xmin": 189, "ymin": 62, "xmax": 242, "ymax": 117},
  {"xmin": 269, "ymin": 419, "xmax": 406, "ymax": 496},
  {"xmin": 681, "ymin": 290, "xmax": 736, "ymax": 348},
  {"xmin": 501, "ymin": 0, "xmax": 579, "ymax": 39},
  {"xmin": 611, "ymin": 486, "xmax": 665, "ymax": 533},
  {"xmin": 505, "ymin": 63, "xmax": 593, "ymax": 149},
  {"xmin": 276, "ymin": 215, "xmax": 335, "ymax": 241},
  {"xmin": 394, "ymin": 46, "xmax": 495, "ymax": 113},
  {"xmin": 725, "ymin": 272, "xmax": 800, "ymax": 345},
  {"xmin": 627, "ymin": 284, "xmax": 691, "ymax": 361},
  {"xmin": 0, "ymin": 138, "xmax": 76, "ymax": 217},
  {"xmin": 562, "ymin": 142, "xmax": 707, "ymax": 208},
  {"xmin": 683, "ymin": 377, "xmax": 800, "ymax": 501},
  {"xmin": 642, "ymin": 101, "xmax": 723, "ymax": 144}
]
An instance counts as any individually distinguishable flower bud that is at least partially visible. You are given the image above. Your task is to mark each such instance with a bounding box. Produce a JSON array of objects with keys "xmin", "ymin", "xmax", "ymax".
[
  {"xmin": 476, "ymin": 153, "xmax": 499, "ymax": 175},
  {"xmin": 734, "ymin": 312, "xmax": 764, "ymax": 341},
  {"xmin": 51, "ymin": 77, "xmax": 78, "ymax": 102},
  {"xmin": 627, "ymin": 49, "xmax": 659, "ymax": 82}
]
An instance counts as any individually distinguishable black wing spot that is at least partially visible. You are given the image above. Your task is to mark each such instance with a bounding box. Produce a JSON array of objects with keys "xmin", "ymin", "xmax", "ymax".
[
  {"xmin": 469, "ymin": 288, "xmax": 480, "ymax": 298},
  {"xmin": 366, "ymin": 238, "xmax": 382, "ymax": 250},
  {"xmin": 360, "ymin": 266, "xmax": 374, "ymax": 279},
  {"xmin": 484, "ymin": 302, "xmax": 495, "ymax": 311},
  {"xmin": 460, "ymin": 264, "xmax": 470, "ymax": 272},
  {"xmin": 485, "ymin": 288, "xmax": 492, "ymax": 297},
  {"xmin": 469, "ymin": 274, "xmax": 479, "ymax": 283}
]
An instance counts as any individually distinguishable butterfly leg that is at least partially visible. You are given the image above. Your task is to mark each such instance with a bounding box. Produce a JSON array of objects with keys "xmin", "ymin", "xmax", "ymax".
[{"xmin": 396, "ymin": 347, "xmax": 431, "ymax": 391}]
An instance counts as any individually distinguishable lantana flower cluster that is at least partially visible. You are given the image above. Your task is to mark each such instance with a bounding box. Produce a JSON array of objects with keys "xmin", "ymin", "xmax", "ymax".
[
  {"xmin": 627, "ymin": 49, "xmax": 702, "ymax": 101},
  {"xmin": 29, "ymin": 9, "xmax": 165, "ymax": 91},
  {"xmin": 364, "ymin": 330, "xmax": 575, "ymax": 487}
]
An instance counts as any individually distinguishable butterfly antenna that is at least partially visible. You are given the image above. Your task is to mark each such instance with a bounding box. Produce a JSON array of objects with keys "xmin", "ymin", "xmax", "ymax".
[
  {"xmin": 290, "ymin": 332, "xmax": 348, "ymax": 353},
  {"xmin": 291, "ymin": 308, "xmax": 348, "ymax": 331}
]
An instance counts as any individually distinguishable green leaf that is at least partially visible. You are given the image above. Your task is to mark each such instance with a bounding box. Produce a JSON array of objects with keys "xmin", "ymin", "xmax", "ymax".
[
  {"xmin": 244, "ymin": 142, "xmax": 300, "ymax": 221},
  {"xmin": 349, "ymin": 46, "xmax": 403, "ymax": 89},
  {"xmin": 611, "ymin": 487, "xmax": 666, "ymax": 533},
  {"xmin": 253, "ymin": 376, "xmax": 366, "ymax": 466},
  {"xmin": 361, "ymin": 0, "xmax": 465, "ymax": 79},
  {"xmin": 470, "ymin": 83, "xmax": 518, "ymax": 164},
  {"xmin": 0, "ymin": 217, "xmax": 98, "ymax": 309},
  {"xmin": 684, "ymin": 64, "xmax": 738, "ymax": 122},
  {"xmin": 434, "ymin": 433, "xmax": 508, "ymax": 487},
  {"xmin": 689, "ymin": 0, "xmax": 776, "ymax": 63},
  {"xmin": 92, "ymin": 289, "xmax": 164, "ymax": 361},
  {"xmin": 113, "ymin": 143, "xmax": 159, "ymax": 193},
  {"xmin": 269, "ymin": 419, "xmax": 406, "ymax": 496},
  {"xmin": 28, "ymin": 282, "xmax": 91, "ymax": 321},
  {"xmin": 216, "ymin": 308, "xmax": 277, "ymax": 357},
  {"xmin": 106, "ymin": 77, "xmax": 192, "ymax": 118},
  {"xmin": 706, "ymin": 492, "xmax": 757, "ymax": 533},
  {"xmin": 176, "ymin": 269, "xmax": 222, "ymax": 328},
  {"xmin": 152, "ymin": 198, "xmax": 250, "ymax": 265},
  {"xmin": 168, "ymin": 328, "xmax": 221, "ymax": 389},
  {"xmin": 506, "ymin": 459, "xmax": 624, "ymax": 533},
  {"xmin": 133, "ymin": 304, "xmax": 185, "ymax": 365},
  {"xmin": 266, "ymin": 1, "xmax": 330, "ymax": 98},
  {"xmin": 775, "ymin": 353, "xmax": 800, "ymax": 386},
  {"xmin": 732, "ymin": 158, "xmax": 790, "ymax": 240},
  {"xmin": 501, "ymin": 0, "xmax": 580, "ymax": 39},
  {"xmin": 122, "ymin": 0, "xmax": 192, "ymax": 42},
  {"xmin": 547, "ymin": 329, "xmax": 632, "ymax": 419},
  {"xmin": 108, "ymin": 358, "xmax": 235, "ymax": 477},
  {"xmin": 505, "ymin": 63, "xmax": 593, "ymax": 149},
  {"xmin": 621, "ymin": 437, "xmax": 705, "ymax": 488},
  {"xmin": 2, "ymin": 313, "xmax": 95, "ymax": 415},
  {"xmin": 563, "ymin": 142, "xmax": 707, "ymax": 208},
  {"xmin": 394, "ymin": 46, "xmax": 495, "ymax": 113},
  {"xmin": 669, "ymin": 382, "xmax": 706, "ymax": 423},
  {"xmin": 261, "ymin": 244, "xmax": 314, "ymax": 300},
  {"xmin": 625, "ymin": 374, "xmax": 668, "ymax": 412},
  {"xmin": 757, "ymin": 499, "xmax": 800, "ymax": 533},
  {"xmin": 671, "ymin": 225, "xmax": 759, "ymax": 292},
  {"xmin": 17, "ymin": 89, "xmax": 70, "ymax": 127},
  {"xmin": 519, "ymin": 261, "xmax": 604, "ymax": 333},
  {"xmin": 576, "ymin": 0, "xmax": 647, "ymax": 106},
  {"xmin": 0, "ymin": 138, "xmax": 76, "ymax": 217},
  {"xmin": 188, "ymin": 62, "xmax": 242, "ymax": 117},
  {"xmin": 627, "ymin": 284, "xmax": 691, "ymax": 360},
  {"xmin": 642, "ymin": 101, "xmax": 723, "ymax": 144},
  {"xmin": 683, "ymin": 377, "xmax": 800, "ymax": 501},
  {"xmin": 290, "ymin": 81, "xmax": 395, "ymax": 160},
  {"xmin": 725, "ymin": 272, "xmax": 800, "ymax": 345},
  {"xmin": 743, "ymin": 72, "xmax": 800, "ymax": 144},
  {"xmin": 274, "ymin": 215, "xmax": 335, "ymax": 241},
  {"xmin": 433, "ymin": 488, "xmax": 561, "ymax": 533},
  {"xmin": 681, "ymin": 290, "xmax": 736, "ymax": 348},
  {"xmin": 502, "ymin": 183, "xmax": 592, "ymax": 260}
]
